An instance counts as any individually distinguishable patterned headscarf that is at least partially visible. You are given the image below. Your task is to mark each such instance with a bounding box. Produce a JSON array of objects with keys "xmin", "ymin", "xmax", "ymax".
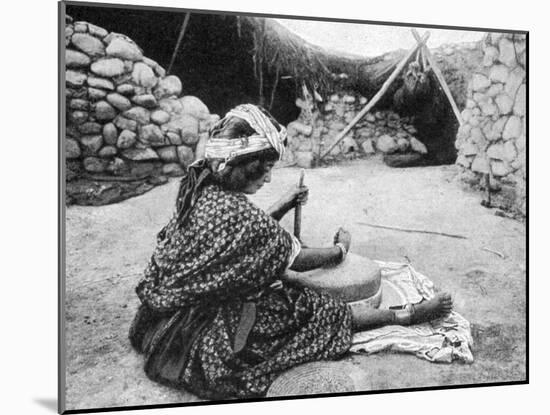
[
  {"xmin": 204, "ymin": 104, "xmax": 287, "ymax": 172},
  {"xmin": 172, "ymin": 104, "xmax": 286, "ymax": 228}
]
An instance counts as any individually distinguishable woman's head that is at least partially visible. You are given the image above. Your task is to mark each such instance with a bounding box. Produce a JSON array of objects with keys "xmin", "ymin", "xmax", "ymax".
[{"xmin": 205, "ymin": 105, "xmax": 286, "ymax": 194}]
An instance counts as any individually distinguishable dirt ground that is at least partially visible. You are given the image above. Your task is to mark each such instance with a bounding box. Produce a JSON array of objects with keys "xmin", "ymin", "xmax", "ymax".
[{"xmin": 64, "ymin": 158, "xmax": 526, "ymax": 411}]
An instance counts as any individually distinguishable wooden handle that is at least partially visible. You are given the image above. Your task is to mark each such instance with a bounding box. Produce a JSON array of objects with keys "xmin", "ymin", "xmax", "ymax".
[{"xmin": 293, "ymin": 169, "xmax": 305, "ymax": 239}]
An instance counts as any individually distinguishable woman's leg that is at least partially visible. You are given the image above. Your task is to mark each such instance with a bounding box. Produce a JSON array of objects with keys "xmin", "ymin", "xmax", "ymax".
[{"xmin": 350, "ymin": 292, "xmax": 453, "ymax": 332}]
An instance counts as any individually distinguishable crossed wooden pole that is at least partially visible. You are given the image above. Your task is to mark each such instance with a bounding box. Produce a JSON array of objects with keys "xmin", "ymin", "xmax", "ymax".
[{"xmin": 319, "ymin": 29, "xmax": 463, "ymax": 161}]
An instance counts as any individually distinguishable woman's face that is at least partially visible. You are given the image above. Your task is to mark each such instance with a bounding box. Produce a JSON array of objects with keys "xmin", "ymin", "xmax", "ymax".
[{"xmin": 237, "ymin": 160, "xmax": 276, "ymax": 194}]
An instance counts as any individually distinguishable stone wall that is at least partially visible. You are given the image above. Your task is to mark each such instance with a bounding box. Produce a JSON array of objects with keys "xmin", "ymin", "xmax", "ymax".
[
  {"xmin": 454, "ymin": 33, "xmax": 526, "ymax": 215},
  {"xmin": 64, "ymin": 16, "xmax": 219, "ymax": 181},
  {"xmin": 285, "ymin": 92, "xmax": 428, "ymax": 168}
]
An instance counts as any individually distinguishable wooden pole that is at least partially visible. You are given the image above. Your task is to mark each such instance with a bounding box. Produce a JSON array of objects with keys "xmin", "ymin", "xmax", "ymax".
[
  {"xmin": 167, "ymin": 13, "xmax": 191, "ymax": 75},
  {"xmin": 411, "ymin": 29, "xmax": 463, "ymax": 126},
  {"xmin": 320, "ymin": 32, "xmax": 430, "ymax": 160},
  {"xmin": 294, "ymin": 169, "xmax": 305, "ymax": 239}
]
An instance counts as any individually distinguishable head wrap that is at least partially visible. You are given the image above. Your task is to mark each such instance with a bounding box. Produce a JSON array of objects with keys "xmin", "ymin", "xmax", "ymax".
[
  {"xmin": 169, "ymin": 104, "xmax": 285, "ymax": 229},
  {"xmin": 204, "ymin": 104, "xmax": 287, "ymax": 172}
]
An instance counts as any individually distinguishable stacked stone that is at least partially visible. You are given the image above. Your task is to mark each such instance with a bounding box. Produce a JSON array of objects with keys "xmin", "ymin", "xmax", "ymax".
[
  {"xmin": 454, "ymin": 32, "xmax": 526, "ymax": 214},
  {"xmin": 286, "ymin": 93, "xmax": 427, "ymax": 167},
  {"xmin": 65, "ymin": 17, "xmax": 219, "ymax": 178}
]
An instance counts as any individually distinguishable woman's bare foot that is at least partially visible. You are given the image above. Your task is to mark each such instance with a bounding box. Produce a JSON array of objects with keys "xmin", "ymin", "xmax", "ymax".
[{"xmin": 410, "ymin": 292, "xmax": 453, "ymax": 324}]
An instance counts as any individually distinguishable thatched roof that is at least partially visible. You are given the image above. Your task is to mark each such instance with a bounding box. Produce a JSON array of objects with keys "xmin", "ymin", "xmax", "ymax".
[{"xmin": 238, "ymin": 17, "xmax": 379, "ymax": 95}]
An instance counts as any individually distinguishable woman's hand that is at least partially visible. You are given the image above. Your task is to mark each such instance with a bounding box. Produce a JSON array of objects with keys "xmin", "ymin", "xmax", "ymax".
[
  {"xmin": 281, "ymin": 184, "xmax": 309, "ymax": 210},
  {"xmin": 333, "ymin": 227, "xmax": 351, "ymax": 251}
]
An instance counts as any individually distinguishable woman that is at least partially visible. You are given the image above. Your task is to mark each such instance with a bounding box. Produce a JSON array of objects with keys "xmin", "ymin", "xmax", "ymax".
[{"xmin": 129, "ymin": 104, "xmax": 452, "ymax": 399}]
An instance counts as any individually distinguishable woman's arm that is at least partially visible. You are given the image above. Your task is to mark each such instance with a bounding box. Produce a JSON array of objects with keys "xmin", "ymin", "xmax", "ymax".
[
  {"xmin": 267, "ymin": 184, "xmax": 309, "ymax": 221},
  {"xmin": 288, "ymin": 246, "xmax": 343, "ymax": 272}
]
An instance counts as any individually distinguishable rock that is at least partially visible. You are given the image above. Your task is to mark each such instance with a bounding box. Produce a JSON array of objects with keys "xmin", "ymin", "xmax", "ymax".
[
  {"xmin": 456, "ymin": 155, "xmax": 472, "ymax": 168},
  {"xmin": 166, "ymin": 131, "xmax": 182, "ymax": 146},
  {"xmin": 114, "ymin": 116, "xmax": 137, "ymax": 132},
  {"xmin": 116, "ymin": 84, "xmax": 135, "ymax": 96},
  {"xmin": 78, "ymin": 122, "xmax": 102, "ymax": 135},
  {"xmin": 343, "ymin": 95, "xmax": 355, "ymax": 104},
  {"xmin": 131, "ymin": 94, "xmax": 158, "ymax": 109},
  {"xmin": 177, "ymin": 145, "xmax": 194, "ymax": 166},
  {"xmin": 471, "ymin": 155, "xmax": 490, "ymax": 174},
  {"xmin": 287, "ymin": 121, "xmax": 313, "ymax": 137},
  {"xmin": 505, "ymin": 67, "xmax": 525, "ymax": 98},
  {"xmin": 503, "ymin": 116, "xmax": 522, "ymax": 141},
  {"xmin": 361, "ymin": 139, "xmax": 375, "ymax": 154},
  {"xmin": 129, "ymin": 162, "xmax": 157, "ymax": 177},
  {"xmin": 121, "ymin": 148, "xmax": 159, "ymax": 161},
  {"xmin": 513, "ymin": 84, "xmax": 526, "ymax": 116},
  {"xmin": 180, "ymin": 96, "xmax": 210, "ymax": 119},
  {"xmin": 461, "ymin": 109, "xmax": 472, "ymax": 123},
  {"xmin": 516, "ymin": 134, "xmax": 526, "ymax": 152},
  {"xmin": 106, "ymin": 93, "xmax": 132, "ymax": 111},
  {"xmin": 396, "ymin": 138, "xmax": 409, "ymax": 152},
  {"xmin": 491, "ymin": 160, "xmax": 511, "ymax": 177},
  {"xmin": 503, "ymin": 140, "xmax": 517, "ymax": 162},
  {"xmin": 87, "ymin": 23, "xmax": 108, "ymax": 38},
  {"xmin": 98, "ymin": 146, "xmax": 118, "ymax": 158},
  {"xmin": 479, "ymin": 99, "xmax": 498, "ymax": 117},
  {"xmin": 87, "ymin": 76, "xmax": 115, "ymax": 90},
  {"xmin": 123, "ymin": 106, "xmax": 150, "ymax": 125},
  {"xmin": 159, "ymin": 97, "xmax": 184, "ymax": 114},
  {"xmin": 116, "ymin": 129, "xmax": 137, "ymax": 149},
  {"xmin": 461, "ymin": 142, "xmax": 478, "ymax": 156},
  {"xmin": 69, "ymin": 111, "xmax": 88, "ymax": 125},
  {"xmin": 86, "ymin": 88, "xmax": 105, "ymax": 101},
  {"xmin": 66, "ymin": 70, "xmax": 87, "ymax": 87},
  {"xmin": 487, "ymin": 116, "xmax": 508, "ymax": 141},
  {"xmin": 65, "ymin": 26, "xmax": 74, "ymax": 46},
  {"xmin": 69, "ymin": 99, "xmax": 89, "ymax": 111},
  {"xmin": 155, "ymin": 146, "xmax": 179, "ymax": 162},
  {"xmin": 106, "ymin": 37, "xmax": 143, "ymax": 61},
  {"xmin": 94, "ymin": 101, "xmax": 117, "ymax": 121},
  {"xmin": 102, "ymin": 123, "xmax": 118, "ymax": 145},
  {"xmin": 74, "ymin": 22, "xmax": 88, "ymax": 32},
  {"xmin": 66, "ymin": 138, "xmax": 81, "ymax": 159},
  {"xmin": 376, "ymin": 135, "xmax": 399, "ymax": 153},
  {"xmin": 90, "ymin": 58, "xmax": 125, "ymax": 77},
  {"xmin": 151, "ymin": 110, "xmax": 170, "ymax": 125},
  {"xmin": 162, "ymin": 163, "xmax": 185, "ymax": 176},
  {"xmin": 486, "ymin": 83, "xmax": 504, "ymax": 97},
  {"xmin": 410, "ymin": 137, "xmax": 428, "ymax": 154},
  {"xmin": 489, "ymin": 65, "xmax": 509, "ymax": 83},
  {"xmin": 457, "ymin": 123, "xmax": 472, "ymax": 140},
  {"xmin": 499, "ymin": 38, "xmax": 518, "ymax": 68},
  {"xmin": 483, "ymin": 46, "xmax": 499, "ymax": 66},
  {"xmin": 66, "ymin": 49, "xmax": 91, "ymax": 68},
  {"xmin": 495, "ymin": 93, "xmax": 514, "ymax": 115},
  {"xmin": 79, "ymin": 135, "xmax": 103, "ymax": 156},
  {"xmin": 66, "ymin": 87, "xmax": 87, "ymax": 99},
  {"xmin": 166, "ymin": 114, "xmax": 199, "ymax": 145},
  {"xmin": 132, "ymin": 62, "xmax": 157, "ymax": 88},
  {"xmin": 106, "ymin": 157, "xmax": 127, "ymax": 175},
  {"xmin": 470, "ymin": 127, "xmax": 486, "ymax": 146},
  {"xmin": 71, "ymin": 33, "xmax": 105, "ymax": 57},
  {"xmin": 138, "ymin": 124, "xmax": 165, "ymax": 146},
  {"xmin": 83, "ymin": 157, "xmax": 108, "ymax": 173},
  {"xmin": 487, "ymin": 143, "xmax": 505, "ymax": 160},
  {"xmin": 365, "ymin": 114, "xmax": 376, "ymax": 123},
  {"xmin": 153, "ymin": 75, "xmax": 182, "ymax": 99},
  {"xmin": 359, "ymin": 97, "xmax": 367, "ymax": 105},
  {"xmin": 294, "ymin": 151, "xmax": 314, "ymax": 168},
  {"xmin": 472, "ymin": 73, "xmax": 491, "ymax": 91}
]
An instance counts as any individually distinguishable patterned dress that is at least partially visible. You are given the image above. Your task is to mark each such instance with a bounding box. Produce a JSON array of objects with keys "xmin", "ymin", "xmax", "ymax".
[{"xmin": 129, "ymin": 183, "xmax": 352, "ymax": 399}]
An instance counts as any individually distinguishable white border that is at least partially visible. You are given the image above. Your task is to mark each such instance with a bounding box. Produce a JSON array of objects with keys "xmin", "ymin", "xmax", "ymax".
[{"xmin": 3, "ymin": 0, "xmax": 543, "ymax": 414}]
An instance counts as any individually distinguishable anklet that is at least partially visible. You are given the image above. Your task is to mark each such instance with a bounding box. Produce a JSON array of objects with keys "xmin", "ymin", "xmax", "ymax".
[{"xmin": 394, "ymin": 303, "xmax": 415, "ymax": 325}]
